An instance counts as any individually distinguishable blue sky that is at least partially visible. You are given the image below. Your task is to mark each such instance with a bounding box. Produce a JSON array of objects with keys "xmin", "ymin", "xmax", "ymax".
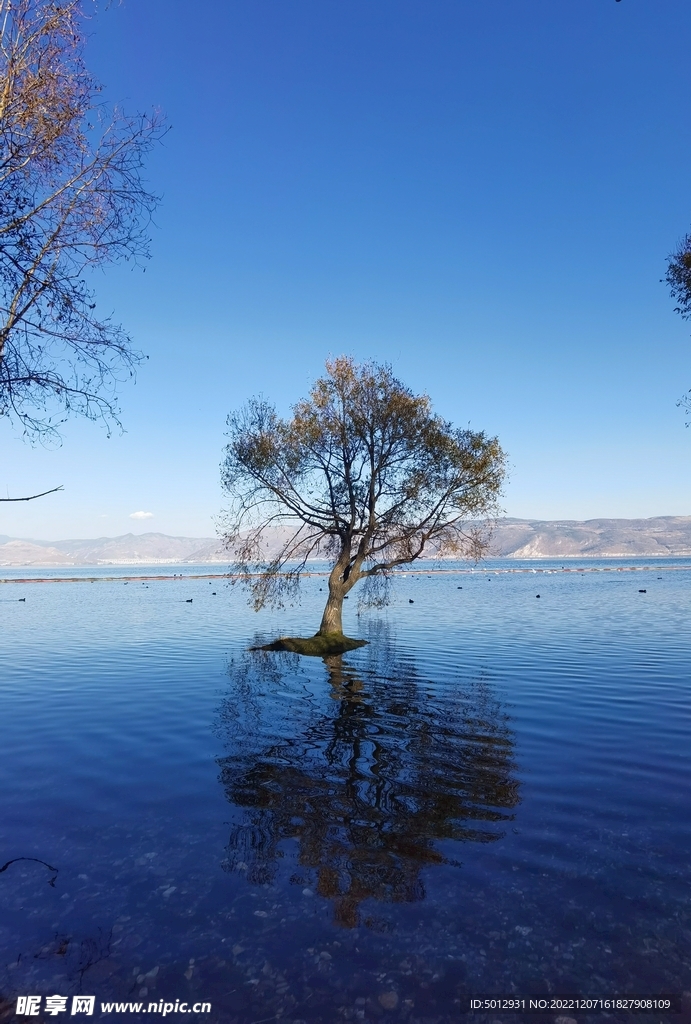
[{"xmin": 3, "ymin": 0, "xmax": 691, "ymax": 539}]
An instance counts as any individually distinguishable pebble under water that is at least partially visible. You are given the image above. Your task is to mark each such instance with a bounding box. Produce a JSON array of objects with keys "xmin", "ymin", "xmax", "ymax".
[{"xmin": 0, "ymin": 559, "xmax": 690, "ymax": 1023}]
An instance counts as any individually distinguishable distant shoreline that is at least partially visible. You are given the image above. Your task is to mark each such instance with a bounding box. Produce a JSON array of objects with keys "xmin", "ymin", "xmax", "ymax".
[{"xmin": 3, "ymin": 561, "xmax": 690, "ymax": 584}]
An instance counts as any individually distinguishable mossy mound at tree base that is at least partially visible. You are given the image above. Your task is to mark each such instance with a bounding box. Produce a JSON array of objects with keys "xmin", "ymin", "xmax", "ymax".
[{"xmin": 252, "ymin": 632, "xmax": 368, "ymax": 656}]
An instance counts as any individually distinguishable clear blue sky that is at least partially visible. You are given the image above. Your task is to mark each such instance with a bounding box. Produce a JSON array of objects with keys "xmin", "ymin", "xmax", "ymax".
[{"xmin": 3, "ymin": 0, "xmax": 691, "ymax": 540}]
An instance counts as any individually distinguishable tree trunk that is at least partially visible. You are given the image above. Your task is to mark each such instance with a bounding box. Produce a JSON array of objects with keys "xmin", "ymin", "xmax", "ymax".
[
  {"xmin": 318, "ymin": 586, "xmax": 344, "ymax": 634},
  {"xmin": 318, "ymin": 546, "xmax": 355, "ymax": 635}
]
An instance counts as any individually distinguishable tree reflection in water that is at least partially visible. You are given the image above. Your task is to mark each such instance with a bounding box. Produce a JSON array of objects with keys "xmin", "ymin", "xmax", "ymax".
[{"xmin": 216, "ymin": 640, "xmax": 519, "ymax": 928}]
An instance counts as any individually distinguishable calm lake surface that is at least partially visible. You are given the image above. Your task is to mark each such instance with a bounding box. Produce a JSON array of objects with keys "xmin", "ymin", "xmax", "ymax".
[{"xmin": 1, "ymin": 559, "xmax": 690, "ymax": 1023}]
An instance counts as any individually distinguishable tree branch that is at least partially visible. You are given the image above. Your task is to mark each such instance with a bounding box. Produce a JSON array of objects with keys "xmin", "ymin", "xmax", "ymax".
[{"xmin": 0, "ymin": 483, "xmax": 63, "ymax": 501}]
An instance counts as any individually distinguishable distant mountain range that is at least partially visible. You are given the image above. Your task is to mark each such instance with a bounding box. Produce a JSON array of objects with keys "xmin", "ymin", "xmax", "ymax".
[
  {"xmin": 1, "ymin": 516, "xmax": 691, "ymax": 567},
  {"xmin": 0, "ymin": 532, "xmax": 225, "ymax": 567},
  {"xmin": 487, "ymin": 516, "xmax": 691, "ymax": 558}
]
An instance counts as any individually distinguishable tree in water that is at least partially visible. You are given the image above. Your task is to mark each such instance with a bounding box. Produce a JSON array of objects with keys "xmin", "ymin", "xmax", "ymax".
[
  {"xmin": 221, "ymin": 357, "xmax": 505, "ymax": 649},
  {"xmin": 0, "ymin": 0, "xmax": 165, "ymax": 441}
]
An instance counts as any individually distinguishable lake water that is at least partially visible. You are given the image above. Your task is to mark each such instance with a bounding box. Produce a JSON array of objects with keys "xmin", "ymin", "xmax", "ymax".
[{"xmin": 1, "ymin": 559, "xmax": 690, "ymax": 1023}]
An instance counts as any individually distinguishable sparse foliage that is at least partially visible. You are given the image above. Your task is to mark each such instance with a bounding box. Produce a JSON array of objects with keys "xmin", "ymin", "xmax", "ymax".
[
  {"xmin": 221, "ymin": 357, "xmax": 506, "ymax": 636},
  {"xmin": 665, "ymin": 233, "xmax": 691, "ymax": 421},
  {"xmin": 0, "ymin": 0, "xmax": 165, "ymax": 438}
]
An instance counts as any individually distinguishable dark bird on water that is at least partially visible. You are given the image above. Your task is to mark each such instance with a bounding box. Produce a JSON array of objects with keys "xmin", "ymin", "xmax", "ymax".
[
  {"xmin": 409, "ymin": 599, "xmax": 414, "ymax": 603},
  {"xmin": 186, "ymin": 598, "xmax": 193, "ymax": 603}
]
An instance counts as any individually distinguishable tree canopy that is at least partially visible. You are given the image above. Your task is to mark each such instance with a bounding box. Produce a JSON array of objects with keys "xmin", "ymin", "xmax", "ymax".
[
  {"xmin": 221, "ymin": 356, "xmax": 506, "ymax": 641},
  {"xmin": 665, "ymin": 233, "xmax": 691, "ymax": 419},
  {"xmin": 666, "ymin": 233, "xmax": 691, "ymax": 323},
  {"xmin": 0, "ymin": 0, "xmax": 165, "ymax": 439}
]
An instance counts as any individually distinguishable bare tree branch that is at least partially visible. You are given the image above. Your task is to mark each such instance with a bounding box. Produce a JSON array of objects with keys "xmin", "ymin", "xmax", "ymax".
[
  {"xmin": 0, "ymin": 483, "xmax": 62, "ymax": 500},
  {"xmin": 0, "ymin": 0, "xmax": 166, "ymax": 439}
]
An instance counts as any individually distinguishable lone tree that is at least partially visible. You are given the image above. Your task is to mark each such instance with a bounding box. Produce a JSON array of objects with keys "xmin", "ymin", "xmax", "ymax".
[
  {"xmin": 0, "ymin": 0, "xmax": 165, "ymax": 441},
  {"xmin": 221, "ymin": 357, "xmax": 506, "ymax": 653},
  {"xmin": 665, "ymin": 232, "xmax": 691, "ymax": 419}
]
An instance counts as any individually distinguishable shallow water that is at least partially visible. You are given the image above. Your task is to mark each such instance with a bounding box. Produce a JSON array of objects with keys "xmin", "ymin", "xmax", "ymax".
[{"xmin": 1, "ymin": 560, "xmax": 690, "ymax": 1022}]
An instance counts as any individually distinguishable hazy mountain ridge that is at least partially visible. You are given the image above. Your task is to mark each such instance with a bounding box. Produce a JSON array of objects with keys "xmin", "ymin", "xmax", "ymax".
[
  {"xmin": 491, "ymin": 516, "xmax": 691, "ymax": 558},
  {"xmin": 0, "ymin": 532, "xmax": 228, "ymax": 566},
  {"xmin": 1, "ymin": 517, "xmax": 691, "ymax": 566}
]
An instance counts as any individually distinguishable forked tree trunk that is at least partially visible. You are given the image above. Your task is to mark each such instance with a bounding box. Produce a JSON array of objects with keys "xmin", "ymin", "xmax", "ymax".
[{"xmin": 318, "ymin": 553, "xmax": 353, "ymax": 634}]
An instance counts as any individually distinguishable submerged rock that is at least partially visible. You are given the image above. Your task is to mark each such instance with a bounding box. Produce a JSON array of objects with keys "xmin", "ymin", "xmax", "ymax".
[{"xmin": 378, "ymin": 991, "xmax": 399, "ymax": 1010}]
